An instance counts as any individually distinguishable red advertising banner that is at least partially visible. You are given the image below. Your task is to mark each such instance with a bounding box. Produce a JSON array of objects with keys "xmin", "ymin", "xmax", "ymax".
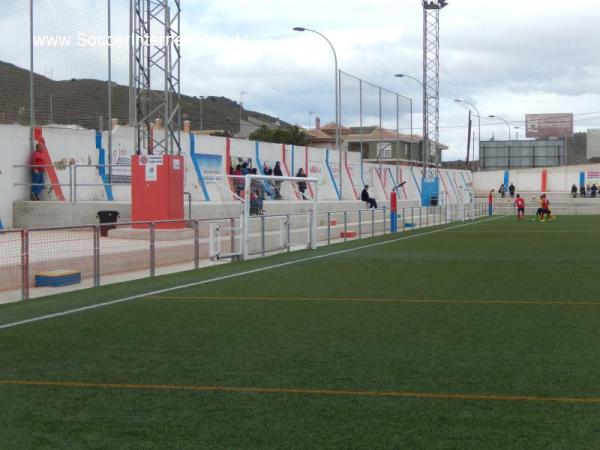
[{"xmin": 526, "ymin": 113, "xmax": 573, "ymax": 139}]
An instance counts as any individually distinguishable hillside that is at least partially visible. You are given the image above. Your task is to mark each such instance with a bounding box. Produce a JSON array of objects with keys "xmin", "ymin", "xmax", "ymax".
[{"xmin": 0, "ymin": 61, "xmax": 286, "ymax": 133}]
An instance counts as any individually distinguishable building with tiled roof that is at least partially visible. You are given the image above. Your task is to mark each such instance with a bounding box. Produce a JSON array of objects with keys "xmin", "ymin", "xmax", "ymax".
[{"xmin": 304, "ymin": 121, "xmax": 448, "ymax": 165}]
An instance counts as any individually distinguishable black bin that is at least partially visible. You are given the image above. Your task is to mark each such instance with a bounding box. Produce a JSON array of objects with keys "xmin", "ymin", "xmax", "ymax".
[
  {"xmin": 430, "ymin": 195, "xmax": 439, "ymax": 207},
  {"xmin": 97, "ymin": 210, "xmax": 119, "ymax": 237}
]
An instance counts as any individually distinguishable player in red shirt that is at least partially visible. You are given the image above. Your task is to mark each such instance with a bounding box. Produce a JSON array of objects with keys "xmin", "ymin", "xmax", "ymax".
[
  {"xmin": 540, "ymin": 195, "xmax": 556, "ymax": 222},
  {"xmin": 514, "ymin": 194, "xmax": 525, "ymax": 222}
]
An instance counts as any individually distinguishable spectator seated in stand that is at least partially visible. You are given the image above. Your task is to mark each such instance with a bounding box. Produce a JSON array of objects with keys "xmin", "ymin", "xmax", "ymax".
[{"xmin": 361, "ymin": 185, "xmax": 378, "ymax": 209}]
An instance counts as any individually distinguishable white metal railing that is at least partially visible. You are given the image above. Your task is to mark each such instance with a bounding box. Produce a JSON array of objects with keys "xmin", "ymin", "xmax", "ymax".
[{"xmin": 0, "ymin": 202, "xmax": 487, "ymax": 303}]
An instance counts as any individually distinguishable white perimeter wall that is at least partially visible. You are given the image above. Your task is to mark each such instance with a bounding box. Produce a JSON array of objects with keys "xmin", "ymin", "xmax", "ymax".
[
  {"xmin": 0, "ymin": 124, "xmax": 473, "ymax": 227},
  {"xmin": 473, "ymin": 164, "xmax": 600, "ymax": 195}
]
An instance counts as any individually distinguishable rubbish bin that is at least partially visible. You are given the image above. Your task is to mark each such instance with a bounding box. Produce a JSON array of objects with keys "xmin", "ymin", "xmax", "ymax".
[
  {"xmin": 97, "ymin": 210, "xmax": 119, "ymax": 237},
  {"xmin": 430, "ymin": 195, "xmax": 439, "ymax": 207}
]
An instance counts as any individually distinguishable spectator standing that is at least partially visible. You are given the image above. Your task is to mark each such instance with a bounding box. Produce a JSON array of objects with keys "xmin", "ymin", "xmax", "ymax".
[
  {"xmin": 241, "ymin": 161, "xmax": 250, "ymax": 175},
  {"xmin": 592, "ymin": 184, "xmax": 598, "ymax": 198},
  {"xmin": 233, "ymin": 164, "xmax": 243, "ymax": 197},
  {"xmin": 249, "ymin": 168, "xmax": 265, "ymax": 215},
  {"xmin": 361, "ymin": 185, "xmax": 378, "ymax": 209},
  {"xmin": 273, "ymin": 161, "xmax": 283, "ymax": 199},
  {"xmin": 263, "ymin": 162, "xmax": 272, "ymax": 177},
  {"xmin": 571, "ymin": 184, "xmax": 578, "ymax": 198},
  {"xmin": 30, "ymin": 144, "xmax": 46, "ymax": 200},
  {"xmin": 509, "ymin": 183, "xmax": 515, "ymax": 198},
  {"xmin": 296, "ymin": 168, "xmax": 308, "ymax": 200},
  {"xmin": 580, "ymin": 185, "xmax": 586, "ymax": 198},
  {"xmin": 499, "ymin": 184, "xmax": 506, "ymax": 198}
]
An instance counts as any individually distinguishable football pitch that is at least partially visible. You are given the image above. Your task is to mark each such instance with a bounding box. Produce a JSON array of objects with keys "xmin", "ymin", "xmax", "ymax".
[{"xmin": 1, "ymin": 215, "xmax": 600, "ymax": 449}]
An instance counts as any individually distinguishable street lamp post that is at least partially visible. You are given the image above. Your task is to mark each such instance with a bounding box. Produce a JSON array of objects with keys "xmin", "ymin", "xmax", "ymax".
[
  {"xmin": 294, "ymin": 27, "xmax": 342, "ymax": 197},
  {"xmin": 395, "ymin": 74, "xmax": 422, "ymax": 169},
  {"xmin": 514, "ymin": 126, "xmax": 520, "ymax": 141},
  {"xmin": 488, "ymin": 115, "xmax": 511, "ymax": 141},
  {"xmin": 199, "ymin": 95, "xmax": 205, "ymax": 132},
  {"xmin": 455, "ymin": 99, "xmax": 481, "ymax": 163},
  {"xmin": 489, "ymin": 114, "xmax": 511, "ymax": 169},
  {"xmin": 239, "ymin": 90, "xmax": 247, "ymax": 136}
]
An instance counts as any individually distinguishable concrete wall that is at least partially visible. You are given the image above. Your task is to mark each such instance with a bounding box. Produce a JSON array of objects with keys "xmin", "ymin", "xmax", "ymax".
[
  {"xmin": 0, "ymin": 124, "xmax": 473, "ymax": 228},
  {"xmin": 473, "ymin": 164, "xmax": 600, "ymax": 195}
]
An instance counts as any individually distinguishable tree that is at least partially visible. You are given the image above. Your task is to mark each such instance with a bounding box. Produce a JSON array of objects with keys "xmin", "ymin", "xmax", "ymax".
[{"xmin": 249, "ymin": 126, "xmax": 308, "ymax": 145}]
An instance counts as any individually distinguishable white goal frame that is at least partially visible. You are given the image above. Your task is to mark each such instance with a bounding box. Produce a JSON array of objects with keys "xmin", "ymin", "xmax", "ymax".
[{"xmin": 241, "ymin": 174, "xmax": 319, "ymax": 260}]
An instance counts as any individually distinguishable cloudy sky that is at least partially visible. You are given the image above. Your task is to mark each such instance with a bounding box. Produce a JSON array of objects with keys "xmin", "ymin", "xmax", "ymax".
[{"xmin": 2, "ymin": 0, "xmax": 600, "ymax": 160}]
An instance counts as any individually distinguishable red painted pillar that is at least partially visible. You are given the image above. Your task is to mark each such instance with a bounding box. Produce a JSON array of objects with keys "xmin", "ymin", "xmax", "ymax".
[{"xmin": 541, "ymin": 169, "xmax": 548, "ymax": 193}]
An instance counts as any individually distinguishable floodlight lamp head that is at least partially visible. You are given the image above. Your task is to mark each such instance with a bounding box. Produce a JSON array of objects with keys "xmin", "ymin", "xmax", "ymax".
[
  {"xmin": 395, "ymin": 74, "xmax": 404, "ymax": 78},
  {"xmin": 422, "ymin": 0, "xmax": 448, "ymax": 9},
  {"xmin": 293, "ymin": 27, "xmax": 306, "ymax": 32},
  {"xmin": 489, "ymin": 115, "xmax": 496, "ymax": 118}
]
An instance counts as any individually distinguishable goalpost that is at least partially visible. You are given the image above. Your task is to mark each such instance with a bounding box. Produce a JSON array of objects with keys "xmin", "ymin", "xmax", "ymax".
[
  {"xmin": 458, "ymin": 188, "xmax": 476, "ymax": 222},
  {"xmin": 239, "ymin": 174, "xmax": 319, "ymax": 260}
]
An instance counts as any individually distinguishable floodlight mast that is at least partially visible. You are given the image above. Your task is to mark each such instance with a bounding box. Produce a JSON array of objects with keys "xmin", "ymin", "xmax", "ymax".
[
  {"xmin": 422, "ymin": 0, "xmax": 447, "ymax": 177},
  {"xmin": 132, "ymin": 0, "xmax": 182, "ymax": 155}
]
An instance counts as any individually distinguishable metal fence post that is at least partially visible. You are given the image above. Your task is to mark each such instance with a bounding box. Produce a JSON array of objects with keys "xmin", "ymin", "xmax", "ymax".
[
  {"xmin": 402, "ymin": 207, "xmax": 406, "ymax": 231},
  {"xmin": 69, "ymin": 165, "xmax": 74, "ymax": 202},
  {"xmin": 371, "ymin": 208, "xmax": 375, "ymax": 238},
  {"xmin": 286, "ymin": 214, "xmax": 291, "ymax": 252},
  {"xmin": 149, "ymin": 222, "xmax": 155, "ymax": 277},
  {"xmin": 344, "ymin": 211, "xmax": 348, "ymax": 242},
  {"xmin": 308, "ymin": 211, "xmax": 313, "ymax": 249},
  {"xmin": 358, "ymin": 210, "xmax": 362, "ymax": 239},
  {"xmin": 230, "ymin": 218, "xmax": 236, "ymax": 254},
  {"xmin": 93, "ymin": 225, "xmax": 100, "ymax": 287},
  {"xmin": 427, "ymin": 207, "xmax": 430, "ymax": 228},
  {"xmin": 327, "ymin": 212, "xmax": 331, "ymax": 245},
  {"xmin": 21, "ymin": 229, "xmax": 29, "ymax": 301},
  {"xmin": 193, "ymin": 220, "xmax": 200, "ymax": 269},
  {"xmin": 261, "ymin": 215, "xmax": 266, "ymax": 256},
  {"xmin": 73, "ymin": 165, "xmax": 78, "ymax": 203},
  {"xmin": 411, "ymin": 207, "xmax": 414, "ymax": 229}
]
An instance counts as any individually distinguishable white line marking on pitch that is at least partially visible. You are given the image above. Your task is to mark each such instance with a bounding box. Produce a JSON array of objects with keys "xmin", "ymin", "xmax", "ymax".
[{"xmin": 0, "ymin": 216, "xmax": 503, "ymax": 331}]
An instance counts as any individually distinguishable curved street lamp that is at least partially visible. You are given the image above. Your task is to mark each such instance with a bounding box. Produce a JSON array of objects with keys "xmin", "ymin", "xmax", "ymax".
[
  {"xmin": 294, "ymin": 27, "xmax": 342, "ymax": 196},
  {"xmin": 395, "ymin": 73, "xmax": 424, "ymax": 89},
  {"xmin": 394, "ymin": 74, "xmax": 421, "ymax": 167},
  {"xmin": 455, "ymin": 99, "xmax": 482, "ymax": 162},
  {"xmin": 489, "ymin": 115, "xmax": 511, "ymax": 141}
]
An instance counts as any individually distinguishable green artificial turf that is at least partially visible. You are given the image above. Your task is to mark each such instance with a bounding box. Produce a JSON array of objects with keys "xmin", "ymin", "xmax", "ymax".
[{"xmin": 1, "ymin": 215, "xmax": 600, "ymax": 449}]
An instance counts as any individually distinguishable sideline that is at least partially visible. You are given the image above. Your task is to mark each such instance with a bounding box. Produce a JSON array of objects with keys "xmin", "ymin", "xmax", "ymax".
[
  {"xmin": 0, "ymin": 216, "xmax": 502, "ymax": 331},
  {"xmin": 150, "ymin": 296, "xmax": 600, "ymax": 307},
  {"xmin": 1, "ymin": 379, "xmax": 599, "ymax": 405}
]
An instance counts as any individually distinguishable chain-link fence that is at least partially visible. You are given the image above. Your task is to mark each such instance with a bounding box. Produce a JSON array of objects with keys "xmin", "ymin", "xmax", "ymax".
[
  {"xmin": 0, "ymin": 1, "xmax": 130, "ymax": 130},
  {"xmin": 339, "ymin": 71, "xmax": 415, "ymax": 164}
]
